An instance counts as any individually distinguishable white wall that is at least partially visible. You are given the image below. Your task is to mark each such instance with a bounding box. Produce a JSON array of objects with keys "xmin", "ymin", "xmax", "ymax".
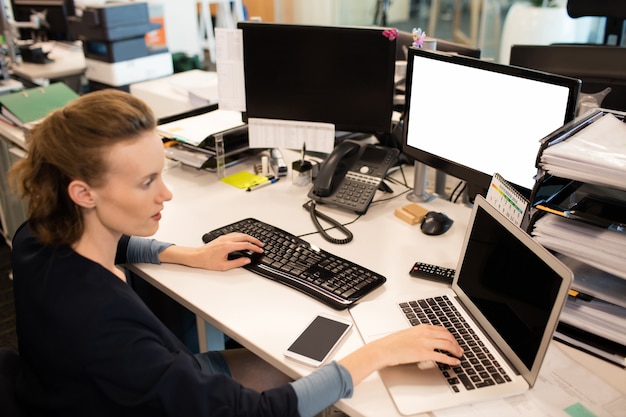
[
  {"xmin": 156, "ymin": 0, "xmax": 201, "ymax": 57},
  {"xmin": 289, "ymin": 0, "xmax": 409, "ymax": 26}
]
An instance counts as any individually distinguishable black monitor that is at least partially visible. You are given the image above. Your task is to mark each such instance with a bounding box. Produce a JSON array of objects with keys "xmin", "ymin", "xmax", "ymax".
[
  {"xmin": 402, "ymin": 47, "xmax": 581, "ymax": 199},
  {"xmin": 509, "ymin": 44, "xmax": 626, "ymax": 113},
  {"xmin": 238, "ymin": 22, "xmax": 397, "ymax": 135},
  {"xmin": 11, "ymin": 0, "xmax": 76, "ymax": 41}
]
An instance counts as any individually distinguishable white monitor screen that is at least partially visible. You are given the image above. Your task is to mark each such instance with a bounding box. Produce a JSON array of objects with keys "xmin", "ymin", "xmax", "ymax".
[{"xmin": 403, "ymin": 48, "xmax": 580, "ymax": 193}]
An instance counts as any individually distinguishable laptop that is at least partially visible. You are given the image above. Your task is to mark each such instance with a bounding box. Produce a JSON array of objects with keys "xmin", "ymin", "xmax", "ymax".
[{"xmin": 349, "ymin": 196, "xmax": 572, "ymax": 415}]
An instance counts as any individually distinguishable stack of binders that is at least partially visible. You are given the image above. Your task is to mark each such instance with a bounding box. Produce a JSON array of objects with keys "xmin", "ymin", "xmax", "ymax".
[
  {"xmin": 68, "ymin": 2, "xmax": 173, "ymax": 90},
  {"xmin": 525, "ymin": 108, "xmax": 626, "ymax": 368}
]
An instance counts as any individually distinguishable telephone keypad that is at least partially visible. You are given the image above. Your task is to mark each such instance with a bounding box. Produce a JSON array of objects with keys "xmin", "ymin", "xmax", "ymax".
[{"xmin": 330, "ymin": 172, "xmax": 380, "ymax": 211}]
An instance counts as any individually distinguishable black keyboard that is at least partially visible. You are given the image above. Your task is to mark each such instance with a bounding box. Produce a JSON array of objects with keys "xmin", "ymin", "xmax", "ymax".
[
  {"xmin": 202, "ymin": 218, "xmax": 386, "ymax": 309},
  {"xmin": 399, "ymin": 295, "xmax": 512, "ymax": 392}
]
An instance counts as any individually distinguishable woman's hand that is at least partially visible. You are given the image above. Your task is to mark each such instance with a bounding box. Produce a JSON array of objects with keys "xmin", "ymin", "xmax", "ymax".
[
  {"xmin": 339, "ymin": 324, "xmax": 463, "ymax": 386},
  {"xmin": 158, "ymin": 232, "xmax": 264, "ymax": 271}
]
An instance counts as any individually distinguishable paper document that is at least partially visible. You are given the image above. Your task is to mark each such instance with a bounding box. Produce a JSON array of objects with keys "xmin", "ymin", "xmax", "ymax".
[
  {"xmin": 560, "ymin": 297, "xmax": 626, "ymax": 346},
  {"xmin": 434, "ymin": 344, "xmax": 626, "ymax": 417},
  {"xmin": 157, "ymin": 110, "xmax": 244, "ymax": 147},
  {"xmin": 248, "ymin": 118, "xmax": 335, "ymax": 154},
  {"xmin": 540, "ymin": 114, "xmax": 626, "ymax": 188},
  {"xmin": 215, "ymin": 28, "xmax": 246, "ymax": 112}
]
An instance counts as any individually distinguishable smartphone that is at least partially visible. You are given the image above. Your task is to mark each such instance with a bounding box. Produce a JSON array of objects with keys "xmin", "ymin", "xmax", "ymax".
[{"xmin": 284, "ymin": 314, "xmax": 353, "ymax": 367}]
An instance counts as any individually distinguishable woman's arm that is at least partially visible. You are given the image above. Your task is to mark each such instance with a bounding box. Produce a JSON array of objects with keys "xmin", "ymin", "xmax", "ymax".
[
  {"xmin": 125, "ymin": 233, "xmax": 264, "ymax": 270},
  {"xmin": 291, "ymin": 324, "xmax": 462, "ymax": 417},
  {"xmin": 158, "ymin": 232, "xmax": 264, "ymax": 271}
]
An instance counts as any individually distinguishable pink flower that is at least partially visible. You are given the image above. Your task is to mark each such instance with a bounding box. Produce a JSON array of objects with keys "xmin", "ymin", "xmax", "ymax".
[{"xmin": 382, "ymin": 28, "xmax": 398, "ymax": 41}]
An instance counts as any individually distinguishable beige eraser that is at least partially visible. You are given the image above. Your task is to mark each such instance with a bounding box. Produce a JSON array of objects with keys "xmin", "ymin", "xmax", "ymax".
[
  {"xmin": 395, "ymin": 207, "xmax": 419, "ymax": 225},
  {"xmin": 402, "ymin": 203, "xmax": 429, "ymax": 223}
]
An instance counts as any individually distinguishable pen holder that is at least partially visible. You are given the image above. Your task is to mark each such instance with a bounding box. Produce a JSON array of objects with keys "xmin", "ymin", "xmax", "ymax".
[{"xmin": 292, "ymin": 160, "xmax": 312, "ymax": 187}]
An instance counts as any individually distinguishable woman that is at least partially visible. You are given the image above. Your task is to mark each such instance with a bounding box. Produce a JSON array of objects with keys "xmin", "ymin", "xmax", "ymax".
[{"xmin": 9, "ymin": 89, "xmax": 462, "ymax": 417}]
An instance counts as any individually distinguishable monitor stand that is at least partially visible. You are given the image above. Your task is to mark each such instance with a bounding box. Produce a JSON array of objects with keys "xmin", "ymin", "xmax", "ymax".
[
  {"xmin": 406, "ymin": 161, "xmax": 436, "ymax": 202},
  {"xmin": 434, "ymin": 170, "xmax": 449, "ymax": 200}
]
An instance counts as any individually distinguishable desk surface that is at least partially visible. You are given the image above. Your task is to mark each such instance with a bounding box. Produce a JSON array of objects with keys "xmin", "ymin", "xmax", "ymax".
[
  {"xmin": 128, "ymin": 150, "xmax": 626, "ymax": 417},
  {"xmin": 11, "ymin": 42, "xmax": 85, "ymax": 82}
]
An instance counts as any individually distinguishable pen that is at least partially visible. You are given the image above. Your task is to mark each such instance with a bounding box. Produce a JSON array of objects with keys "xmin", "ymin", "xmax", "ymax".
[
  {"xmin": 301, "ymin": 142, "xmax": 306, "ymax": 165},
  {"xmin": 246, "ymin": 178, "xmax": 279, "ymax": 192}
]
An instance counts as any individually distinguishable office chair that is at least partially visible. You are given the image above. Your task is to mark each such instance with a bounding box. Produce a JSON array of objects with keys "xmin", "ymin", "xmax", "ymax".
[
  {"xmin": 567, "ymin": 0, "xmax": 626, "ymax": 45},
  {"xmin": 0, "ymin": 347, "xmax": 26, "ymax": 417}
]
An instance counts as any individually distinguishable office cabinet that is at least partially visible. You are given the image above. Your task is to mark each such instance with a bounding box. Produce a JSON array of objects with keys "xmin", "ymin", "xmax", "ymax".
[{"xmin": 0, "ymin": 133, "xmax": 27, "ymax": 245}]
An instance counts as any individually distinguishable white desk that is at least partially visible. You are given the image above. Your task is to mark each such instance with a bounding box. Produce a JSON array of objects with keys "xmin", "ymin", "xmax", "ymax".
[
  {"xmin": 130, "ymin": 70, "xmax": 218, "ymax": 120},
  {"xmin": 11, "ymin": 42, "xmax": 85, "ymax": 91},
  {"xmin": 127, "ymin": 151, "xmax": 626, "ymax": 417}
]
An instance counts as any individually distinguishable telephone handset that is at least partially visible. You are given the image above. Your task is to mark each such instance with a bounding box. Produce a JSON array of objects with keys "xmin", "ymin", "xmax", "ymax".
[{"xmin": 308, "ymin": 141, "xmax": 399, "ymax": 214}]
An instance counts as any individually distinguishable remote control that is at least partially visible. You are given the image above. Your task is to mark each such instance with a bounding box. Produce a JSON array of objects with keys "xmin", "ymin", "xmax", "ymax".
[{"xmin": 409, "ymin": 262, "xmax": 455, "ymax": 284}]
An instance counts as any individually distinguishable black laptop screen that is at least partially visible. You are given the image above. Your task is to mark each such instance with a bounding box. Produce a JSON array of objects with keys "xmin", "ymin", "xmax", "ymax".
[{"xmin": 456, "ymin": 205, "xmax": 563, "ymax": 369}]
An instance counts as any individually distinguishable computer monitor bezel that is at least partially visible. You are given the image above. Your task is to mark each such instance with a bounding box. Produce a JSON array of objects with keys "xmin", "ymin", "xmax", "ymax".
[
  {"xmin": 402, "ymin": 47, "xmax": 581, "ymax": 198},
  {"xmin": 238, "ymin": 21, "xmax": 397, "ymax": 135}
]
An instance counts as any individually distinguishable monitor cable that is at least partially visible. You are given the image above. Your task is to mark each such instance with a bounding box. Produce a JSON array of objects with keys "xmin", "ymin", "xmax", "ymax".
[{"xmin": 303, "ymin": 200, "xmax": 354, "ymax": 245}]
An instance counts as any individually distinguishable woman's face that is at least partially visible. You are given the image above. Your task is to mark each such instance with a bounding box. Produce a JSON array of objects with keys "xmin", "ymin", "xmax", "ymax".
[{"xmin": 91, "ymin": 130, "xmax": 172, "ymax": 238}]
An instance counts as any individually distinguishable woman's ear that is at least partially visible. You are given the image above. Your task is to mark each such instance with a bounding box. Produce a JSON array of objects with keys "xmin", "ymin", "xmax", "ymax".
[{"xmin": 67, "ymin": 180, "xmax": 96, "ymax": 209}]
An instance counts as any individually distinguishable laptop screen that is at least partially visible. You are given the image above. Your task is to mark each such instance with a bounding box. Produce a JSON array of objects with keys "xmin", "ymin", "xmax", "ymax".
[{"xmin": 455, "ymin": 200, "xmax": 568, "ymax": 372}]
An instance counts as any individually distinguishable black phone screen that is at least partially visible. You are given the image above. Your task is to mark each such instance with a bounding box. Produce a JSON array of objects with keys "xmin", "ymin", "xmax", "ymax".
[{"xmin": 287, "ymin": 316, "xmax": 351, "ymax": 362}]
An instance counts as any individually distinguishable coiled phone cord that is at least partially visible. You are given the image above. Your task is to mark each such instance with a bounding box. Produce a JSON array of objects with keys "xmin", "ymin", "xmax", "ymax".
[{"xmin": 303, "ymin": 200, "xmax": 354, "ymax": 245}]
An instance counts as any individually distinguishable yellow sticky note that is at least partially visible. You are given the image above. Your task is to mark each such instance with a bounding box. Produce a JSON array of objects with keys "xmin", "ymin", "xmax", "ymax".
[{"xmin": 221, "ymin": 171, "xmax": 269, "ymax": 189}]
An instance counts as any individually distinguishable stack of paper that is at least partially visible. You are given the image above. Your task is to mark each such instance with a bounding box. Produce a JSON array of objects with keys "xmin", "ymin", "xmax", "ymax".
[
  {"xmin": 157, "ymin": 109, "xmax": 245, "ymax": 151},
  {"xmin": 532, "ymin": 215, "xmax": 626, "ymax": 279},
  {"xmin": 532, "ymin": 215, "xmax": 626, "ymax": 366},
  {"xmin": 540, "ymin": 113, "xmax": 626, "ymax": 189},
  {"xmin": 531, "ymin": 110, "xmax": 626, "ymax": 366}
]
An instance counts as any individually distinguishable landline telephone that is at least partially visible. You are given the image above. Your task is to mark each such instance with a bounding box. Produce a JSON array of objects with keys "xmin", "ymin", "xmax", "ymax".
[{"xmin": 308, "ymin": 141, "xmax": 399, "ymax": 214}]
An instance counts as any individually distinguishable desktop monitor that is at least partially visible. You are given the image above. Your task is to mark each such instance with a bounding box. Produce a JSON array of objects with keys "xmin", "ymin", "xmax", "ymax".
[
  {"xmin": 238, "ymin": 22, "xmax": 397, "ymax": 135},
  {"xmin": 509, "ymin": 44, "xmax": 626, "ymax": 113},
  {"xmin": 402, "ymin": 47, "xmax": 581, "ymax": 199},
  {"xmin": 11, "ymin": 0, "xmax": 76, "ymax": 41}
]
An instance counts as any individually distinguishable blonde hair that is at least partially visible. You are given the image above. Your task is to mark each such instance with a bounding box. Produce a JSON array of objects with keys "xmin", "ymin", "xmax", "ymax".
[{"xmin": 9, "ymin": 89, "xmax": 156, "ymax": 246}]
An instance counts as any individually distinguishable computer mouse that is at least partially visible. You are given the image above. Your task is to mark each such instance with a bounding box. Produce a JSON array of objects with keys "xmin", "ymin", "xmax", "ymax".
[
  {"xmin": 420, "ymin": 211, "xmax": 453, "ymax": 236},
  {"xmin": 227, "ymin": 249, "xmax": 259, "ymax": 261}
]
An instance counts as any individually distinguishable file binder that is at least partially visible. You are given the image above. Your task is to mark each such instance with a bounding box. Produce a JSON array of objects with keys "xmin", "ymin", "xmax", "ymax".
[{"xmin": 0, "ymin": 83, "xmax": 79, "ymax": 127}]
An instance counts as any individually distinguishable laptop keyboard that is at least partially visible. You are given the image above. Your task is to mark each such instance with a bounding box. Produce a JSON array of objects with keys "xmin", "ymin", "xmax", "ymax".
[
  {"xmin": 202, "ymin": 218, "xmax": 386, "ymax": 310},
  {"xmin": 399, "ymin": 295, "xmax": 512, "ymax": 392}
]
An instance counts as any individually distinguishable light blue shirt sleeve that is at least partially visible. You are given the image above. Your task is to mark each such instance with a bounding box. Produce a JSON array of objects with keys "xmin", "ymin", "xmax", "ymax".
[
  {"xmin": 290, "ymin": 361, "xmax": 354, "ymax": 417},
  {"xmin": 127, "ymin": 237, "xmax": 174, "ymax": 264}
]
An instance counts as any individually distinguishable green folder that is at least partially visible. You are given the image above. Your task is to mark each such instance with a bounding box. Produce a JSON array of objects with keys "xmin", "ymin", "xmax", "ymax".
[{"xmin": 0, "ymin": 82, "xmax": 79, "ymax": 126}]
